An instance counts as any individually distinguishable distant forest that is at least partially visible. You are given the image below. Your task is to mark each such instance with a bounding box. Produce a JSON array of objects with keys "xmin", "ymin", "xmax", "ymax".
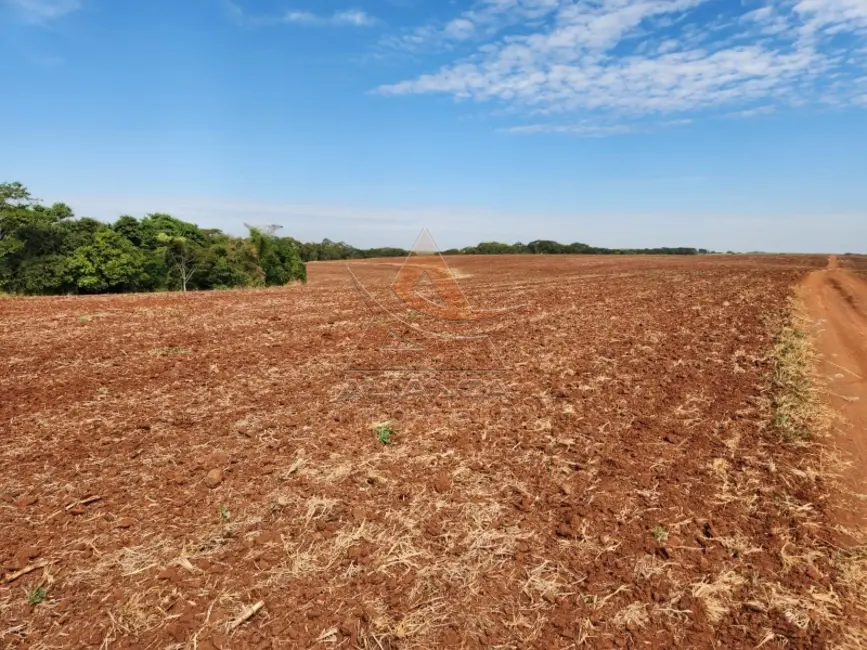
[
  {"xmin": 300, "ymin": 240, "xmax": 710, "ymax": 260},
  {"xmin": 1, "ymin": 181, "xmax": 708, "ymax": 296}
]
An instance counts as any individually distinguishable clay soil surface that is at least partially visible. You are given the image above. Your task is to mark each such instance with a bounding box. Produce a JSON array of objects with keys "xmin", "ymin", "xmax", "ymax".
[
  {"xmin": 801, "ymin": 256, "xmax": 867, "ymax": 532},
  {"xmin": 1, "ymin": 254, "xmax": 864, "ymax": 649}
]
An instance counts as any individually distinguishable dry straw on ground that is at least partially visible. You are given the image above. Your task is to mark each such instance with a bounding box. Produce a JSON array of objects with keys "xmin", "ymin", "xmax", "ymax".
[{"xmin": 0, "ymin": 254, "xmax": 864, "ymax": 649}]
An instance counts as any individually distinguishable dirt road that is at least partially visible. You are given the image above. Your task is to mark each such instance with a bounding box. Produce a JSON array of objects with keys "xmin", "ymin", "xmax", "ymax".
[{"xmin": 801, "ymin": 255, "xmax": 867, "ymax": 532}]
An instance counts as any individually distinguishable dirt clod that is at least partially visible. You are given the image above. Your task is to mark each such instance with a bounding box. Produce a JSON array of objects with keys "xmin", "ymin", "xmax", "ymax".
[
  {"xmin": 205, "ymin": 469, "xmax": 223, "ymax": 488},
  {"xmin": 157, "ymin": 566, "xmax": 178, "ymax": 582},
  {"xmin": 19, "ymin": 546, "xmax": 40, "ymax": 559},
  {"xmin": 433, "ymin": 473, "xmax": 450, "ymax": 493}
]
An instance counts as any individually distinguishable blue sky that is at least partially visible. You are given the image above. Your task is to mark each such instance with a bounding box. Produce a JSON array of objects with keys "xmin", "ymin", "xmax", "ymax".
[{"xmin": 1, "ymin": 0, "xmax": 865, "ymax": 252}]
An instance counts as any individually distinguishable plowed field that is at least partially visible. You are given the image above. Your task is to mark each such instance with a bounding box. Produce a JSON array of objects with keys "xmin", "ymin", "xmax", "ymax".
[{"xmin": 2, "ymin": 254, "xmax": 864, "ymax": 650}]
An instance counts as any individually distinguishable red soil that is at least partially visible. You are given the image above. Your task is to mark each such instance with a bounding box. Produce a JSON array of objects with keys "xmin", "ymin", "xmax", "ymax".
[
  {"xmin": 1, "ymin": 254, "xmax": 862, "ymax": 650},
  {"xmin": 802, "ymin": 256, "xmax": 867, "ymax": 534}
]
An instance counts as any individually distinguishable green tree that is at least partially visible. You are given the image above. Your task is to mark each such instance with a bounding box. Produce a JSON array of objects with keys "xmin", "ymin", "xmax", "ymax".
[
  {"xmin": 156, "ymin": 232, "xmax": 198, "ymax": 292},
  {"xmin": 140, "ymin": 213, "xmax": 206, "ymax": 249},
  {"xmin": 113, "ymin": 215, "xmax": 144, "ymax": 247},
  {"xmin": 0, "ymin": 182, "xmax": 77, "ymax": 294},
  {"xmin": 476, "ymin": 241, "xmax": 516, "ymax": 255},
  {"xmin": 1, "ymin": 181, "xmax": 316, "ymax": 295},
  {"xmin": 61, "ymin": 218, "xmax": 105, "ymax": 252},
  {"xmin": 66, "ymin": 229, "xmax": 146, "ymax": 293},
  {"xmin": 196, "ymin": 233, "xmax": 260, "ymax": 289},
  {"xmin": 275, "ymin": 237, "xmax": 307, "ymax": 284},
  {"xmin": 247, "ymin": 227, "xmax": 306, "ymax": 285}
]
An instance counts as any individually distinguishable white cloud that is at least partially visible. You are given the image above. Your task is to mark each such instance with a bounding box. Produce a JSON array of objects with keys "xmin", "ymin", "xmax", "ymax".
[
  {"xmin": 2, "ymin": 0, "xmax": 81, "ymax": 23},
  {"xmin": 284, "ymin": 8, "xmax": 377, "ymax": 26},
  {"xmin": 444, "ymin": 17, "xmax": 476, "ymax": 40},
  {"xmin": 282, "ymin": 10, "xmax": 318, "ymax": 24},
  {"xmin": 375, "ymin": 0, "xmax": 867, "ymax": 133},
  {"xmin": 224, "ymin": 1, "xmax": 377, "ymax": 28},
  {"xmin": 503, "ymin": 116, "xmax": 696, "ymax": 136},
  {"xmin": 333, "ymin": 9, "xmax": 377, "ymax": 26},
  {"xmin": 381, "ymin": 0, "xmax": 562, "ymax": 52},
  {"xmin": 794, "ymin": 0, "xmax": 867, "ymax": 34},
  {"xmin": 725, "ymin": 105, "xmax": 777, "ymax": 119}
]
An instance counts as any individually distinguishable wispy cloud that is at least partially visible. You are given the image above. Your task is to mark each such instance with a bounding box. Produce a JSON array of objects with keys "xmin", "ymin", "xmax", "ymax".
[
  {"xmin": 224, "ymin": 1, "xmax": 377, "ymax": 28},
  {"xmin": 332, "ymin": 9, "xmax": 377, "ymax": 26},
  {"xmin": 375, "ymin": 0, "xmax": 867, "ymax": 134},
  {"xmin": 794, "ymin": 0, "xmax": 867, "ymax": 36},
  {"xmin": 503, "ymin": 123, "xmax": 640, "ymax": 137},
  {"xmin": 2, "ymin": 0, "xmax": 81, "ymax": 23},
  {"xmin": 283, "ymin": 8, "xmax": 377, "ymax": 26},
  {"xmin": 380, "ymin": 0, "xmax": 561, "ymax": 52},
  {"xmin": 725, "ymin": 105, "xmax": 777, "ymax": 119},
  {"xmin": 503, "ymin": 116, "xmax": 695, "ymax": 137}
]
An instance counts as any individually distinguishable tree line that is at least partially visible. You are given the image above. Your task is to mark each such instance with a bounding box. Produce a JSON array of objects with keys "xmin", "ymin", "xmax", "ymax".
[
  {"xmin": 1, "ymin": 181, "xmax": 709, "ymax": 296},
  {"xmin": 0, "ymin": 182, "xmax": 306, "ymax": 295},
  {"xmin": 299, "ymin": 239, "xmax": 709, "ymax": 261}
]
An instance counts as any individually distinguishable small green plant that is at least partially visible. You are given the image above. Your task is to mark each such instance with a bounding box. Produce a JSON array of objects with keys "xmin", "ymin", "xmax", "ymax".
[
  {"xmin": 27, "ymin": 585, "xmax": 46, "ymax": 606},
  {"xmin": 374, "ymin": 423, "xmax": 393, "ymax": 446},
  {"xmin": 652, "ymin": 525, "xmax": 669, "ymax": 543},
  {"xmin": 219, "ymin": 504, "xmax": 231, "ymax": 522}
]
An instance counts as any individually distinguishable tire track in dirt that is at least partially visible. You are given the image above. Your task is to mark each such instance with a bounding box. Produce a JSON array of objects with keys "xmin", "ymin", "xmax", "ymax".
[{"xmin": 801, "ymin": 255, "xmax": 867, "ymax": 533}]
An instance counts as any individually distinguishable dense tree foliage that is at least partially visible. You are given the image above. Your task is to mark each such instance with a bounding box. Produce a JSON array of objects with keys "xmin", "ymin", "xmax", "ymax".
[{"xmin": 0, "ymin": 182, "xmax": 306, "ymax": 295}]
